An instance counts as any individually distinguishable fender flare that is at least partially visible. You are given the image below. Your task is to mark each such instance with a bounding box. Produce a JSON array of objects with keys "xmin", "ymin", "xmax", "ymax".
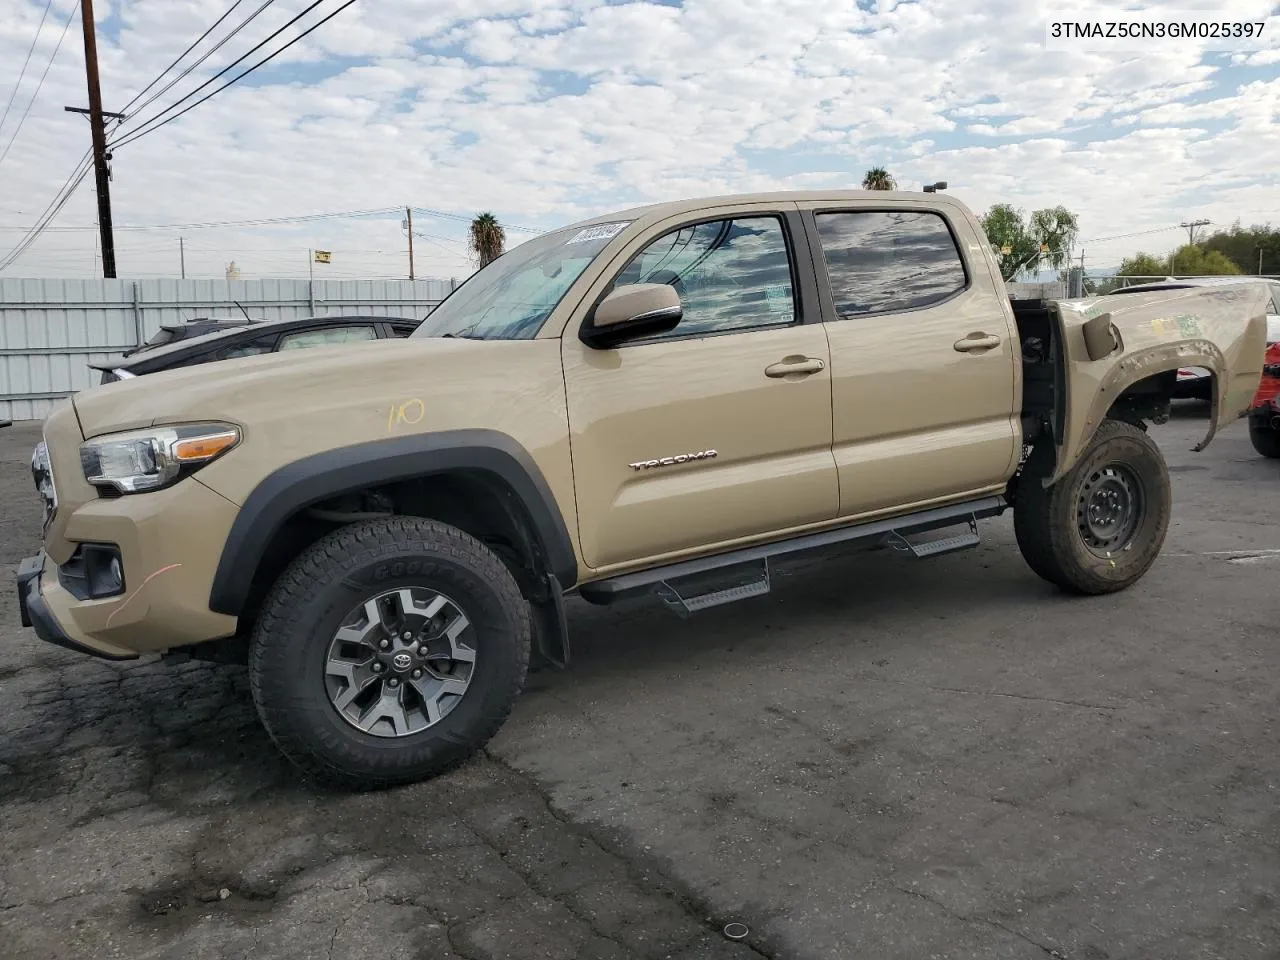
[
  {"xmin": 1053, "ymin": 342, "xmax": 1226, "ymax": 483},
  {"xmin": 207, "ymin": 429, "xmax": 577, "ymax": 617}
]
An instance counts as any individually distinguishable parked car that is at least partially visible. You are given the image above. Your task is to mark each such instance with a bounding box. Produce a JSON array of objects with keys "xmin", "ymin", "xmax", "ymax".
[
  {"xmin": 17, "ymin": 189, "xmax": 1270, "ymax": 789},
  {"xmin": 91, "ymin": 314, "xmax": 422, "ymax": 383},
  {"xmin": 1105, "ymin": 276, "xmax": 1280, "ymax": 402},
  {"xmin": 1247, "ymin": 339, "xmax": 1280, "ymax": 457},
  {"xmin": 124, "ymin": 315, "xmax": 262, "ymax": 357}
]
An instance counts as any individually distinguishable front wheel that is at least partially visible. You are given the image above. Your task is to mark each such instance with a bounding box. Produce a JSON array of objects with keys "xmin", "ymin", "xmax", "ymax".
[
  {"xmin": 249, "ymin": 517, "xmax": 530, "ymax": 789},
  {"xmin": 1249, "ymin": 422, "xmax": 1280, "ymax": 459},
  {"xmin": 1014, "ymin": 419, "xmax": 1171, "ymax": 595}
]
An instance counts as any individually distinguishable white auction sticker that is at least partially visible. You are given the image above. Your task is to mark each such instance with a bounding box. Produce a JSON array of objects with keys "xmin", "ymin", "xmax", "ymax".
[{"xmin": 566, "ymin": 221, "xmax": 631, "ymax": 244}]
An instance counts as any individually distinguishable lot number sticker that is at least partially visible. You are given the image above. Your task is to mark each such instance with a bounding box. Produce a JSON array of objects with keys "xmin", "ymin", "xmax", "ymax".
[{"xmin": 567, "ymin": 221, "xmax": 630, "ymax": 244}]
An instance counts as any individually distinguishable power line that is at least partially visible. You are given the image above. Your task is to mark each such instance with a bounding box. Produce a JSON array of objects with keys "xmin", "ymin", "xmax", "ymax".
[
  {"xmin": 0, "ymin": 150, "xmax": 94, "ymax": 272},
  {"xmin": 0, "ymin": 0, "xmax": 55, "ymax": 136},
  {"xmin": 116, "ymin": 0, "xmax": 251, "ymax": 114},
  {"xmin": 1078, "ymin": 225, "xmax": 1182, "ymax": 244},
  {"xmin": 0, "ymin": 205, "xmax": 407, "ymax": 231},
  {"xmin": 0, "ymin": 1, "xmax": 80, "ymax": 170},
  {"xmin": 114, "ymin": 0, "xmax": 275, "ymax": 125},
  {"xmin": 411, "ymin": 206, "xmax": 542, "ymax": 234},
  {"xmin": 111, "ymin": 0, "xmax": 357, "ymax": 150}
]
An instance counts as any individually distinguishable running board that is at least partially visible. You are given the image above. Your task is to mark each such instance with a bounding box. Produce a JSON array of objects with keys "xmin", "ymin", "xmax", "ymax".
[
  {"xmin": 886, "ymin": 518, "xmax": 980, "ymax": 559},
  {"xmin": 578, "ymin": 495, "xmax": 1005, "ymax": 606},
  {"xmin": 655, "ymin": 559, "xmax": 771, "ymax": 618}
]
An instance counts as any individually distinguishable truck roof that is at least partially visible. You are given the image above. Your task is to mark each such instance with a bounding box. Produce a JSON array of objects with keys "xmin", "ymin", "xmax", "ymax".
[{"xmin": 562, "ymin": 188, "xmax": 969, "ymax": 232}]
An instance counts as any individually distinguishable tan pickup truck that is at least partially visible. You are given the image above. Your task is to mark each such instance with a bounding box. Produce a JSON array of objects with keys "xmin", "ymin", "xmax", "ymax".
[{"xmin": 16, "ymin": 190, "xmax": 1269, "ymax": 788}]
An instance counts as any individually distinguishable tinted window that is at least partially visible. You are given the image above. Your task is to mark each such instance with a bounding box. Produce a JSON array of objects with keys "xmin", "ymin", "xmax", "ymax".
[
  {"xmin": 278, "ymin": 326, "xmax": 376, "ymax": 351},
  {"xmin": 611, "ymin": 216, "xmax": 795, "ymax": 338},
  {"xmin": 815, "ymin": 211, "xmax": 966, "ymax": 318},
  {"xmin": 215, "ymin": 336, "xmax": 275, "ymax": 360}
]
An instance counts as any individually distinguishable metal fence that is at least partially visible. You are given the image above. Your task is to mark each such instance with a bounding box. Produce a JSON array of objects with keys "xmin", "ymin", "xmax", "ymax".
[{"xmin": 0, "ymin": 277, "xmax": 456, "ymax": 420}]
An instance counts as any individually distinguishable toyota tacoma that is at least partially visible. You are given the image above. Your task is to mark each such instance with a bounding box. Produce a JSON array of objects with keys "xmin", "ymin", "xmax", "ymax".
[{"xmin": 15, "ymin": 190, "xmax": 1270, "ymax": 788}]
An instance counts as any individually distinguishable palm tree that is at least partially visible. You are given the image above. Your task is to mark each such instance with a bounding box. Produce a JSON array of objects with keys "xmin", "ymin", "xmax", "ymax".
[
  {"xmin": 469, "ymin": 212, "xmax": 506, "ymax": 268},
  {"xmin": 861, "ymin": 167, "xmax": 896, "ymax": 191}
]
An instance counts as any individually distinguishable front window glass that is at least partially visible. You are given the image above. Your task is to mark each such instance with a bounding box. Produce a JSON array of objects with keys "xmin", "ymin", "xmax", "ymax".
[
  {"xmin": 610, "ymin": 216, "xmax": 796, "ymax": 338},
  {"xmin": 413, "ymin": 222, "xmax": 632, "ymax": 341}
]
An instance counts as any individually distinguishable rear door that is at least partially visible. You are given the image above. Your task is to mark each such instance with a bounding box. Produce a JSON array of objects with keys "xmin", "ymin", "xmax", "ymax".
[
  {"xmin": 797, "ymin": 199, "xmax": 1020, "ymax": 518},
  {"xmin": 561, "ymin": 204, "xmax": 839, "ymax": 570}
]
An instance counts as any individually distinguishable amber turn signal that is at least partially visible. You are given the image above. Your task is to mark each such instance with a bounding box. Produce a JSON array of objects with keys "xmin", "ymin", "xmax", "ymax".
[{"xmin": 173, "ymin": 431, "xmax": 239, "ymax": 462}]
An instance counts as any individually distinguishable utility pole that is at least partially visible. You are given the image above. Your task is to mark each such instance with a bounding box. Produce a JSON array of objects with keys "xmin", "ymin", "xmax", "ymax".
[
  {"xmin": 1179, "ymin": 218, "xmax": 1210, "ymax": 247},
  {"xmin": 179, "ymin": 236, "xmax": 186, "ymax": 279},
  {"xmin": 1259, "ymin": 247, "xmax": 1264, "ymax": 276},
  {"xmin": 75, "ymin": 0, "xmax": 118, "ymax": 278},
  {"xmin": 406, "ymin": 206, "xmax": 415, "ymax": 280}
]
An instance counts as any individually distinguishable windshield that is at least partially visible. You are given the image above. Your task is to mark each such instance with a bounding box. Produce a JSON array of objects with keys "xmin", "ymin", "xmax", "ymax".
[{"xmin": 413, "ymin": 221, "xmax": 633, "ymax": 340}]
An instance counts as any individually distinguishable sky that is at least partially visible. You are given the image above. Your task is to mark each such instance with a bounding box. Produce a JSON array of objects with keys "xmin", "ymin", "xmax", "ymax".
[{"xmin": 0, "ymin": 0, "xmax": 1277, "ymax": 280}]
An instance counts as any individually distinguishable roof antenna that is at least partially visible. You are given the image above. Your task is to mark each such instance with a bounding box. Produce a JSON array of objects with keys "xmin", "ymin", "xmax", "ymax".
[{"xmin": 233, "ymin": 299, "xmax": 252, "ymax": 322}]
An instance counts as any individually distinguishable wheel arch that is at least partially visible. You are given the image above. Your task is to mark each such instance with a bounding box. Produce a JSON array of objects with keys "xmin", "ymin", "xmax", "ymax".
[
  {"xmin": 208, "ymin": 429, "xmax": 578, "ymax": 619},
  {"xmin": 1052, "ymin": 344, "xmax": 1224, "ymax": 483}
]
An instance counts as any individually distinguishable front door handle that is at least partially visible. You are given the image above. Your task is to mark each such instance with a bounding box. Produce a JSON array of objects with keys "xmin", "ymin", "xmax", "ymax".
[
  {"xmin": 765, "ymin": 356, "xmax": 826, "ymax": 378},
  {"xmin": 953, "ymin": 332, "xmax": 1002, "ymax": 353}
]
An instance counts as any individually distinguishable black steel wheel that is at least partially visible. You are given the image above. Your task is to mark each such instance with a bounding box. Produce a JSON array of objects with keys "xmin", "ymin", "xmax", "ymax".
[{"xmin": 1014, "ymin": 419, "xmax": 1171, "ymax": 595}]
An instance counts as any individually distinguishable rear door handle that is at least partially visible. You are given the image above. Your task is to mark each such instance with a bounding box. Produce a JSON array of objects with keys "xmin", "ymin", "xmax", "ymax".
[
  {"xmin": 765, "ymin": 356, "xmax": 826, "ymax": 378},
  {"xmin": 953, "ymin": 332, "xmax": 1002, "ymax": 353}
]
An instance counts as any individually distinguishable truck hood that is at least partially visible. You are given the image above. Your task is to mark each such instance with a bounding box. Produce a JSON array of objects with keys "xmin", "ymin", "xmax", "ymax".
[{"xmin": 72, "ymin": 336, "xmax": 554, "ymax": 439}]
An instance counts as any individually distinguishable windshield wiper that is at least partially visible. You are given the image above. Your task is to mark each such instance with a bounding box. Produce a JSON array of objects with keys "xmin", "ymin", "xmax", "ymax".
[{"xmin": 440, "ymin": 324, "xmax": 481, "ymax": 340}]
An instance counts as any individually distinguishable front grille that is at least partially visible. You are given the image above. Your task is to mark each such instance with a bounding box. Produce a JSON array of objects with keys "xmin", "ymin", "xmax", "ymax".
[{"xmin": 31, "ymin": 439, "xmax": 57, "ymax": 530}]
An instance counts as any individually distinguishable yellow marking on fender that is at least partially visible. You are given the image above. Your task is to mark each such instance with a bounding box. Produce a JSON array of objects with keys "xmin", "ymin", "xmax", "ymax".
[{"xmin": 387, "ymin": 398, "xmax": 426, "ymax": 432}]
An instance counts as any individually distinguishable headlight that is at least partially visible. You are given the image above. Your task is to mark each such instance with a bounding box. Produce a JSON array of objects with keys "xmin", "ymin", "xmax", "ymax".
[{"xmin": 80, "ymin": 422, "xmax": 240, "ymax": 494}]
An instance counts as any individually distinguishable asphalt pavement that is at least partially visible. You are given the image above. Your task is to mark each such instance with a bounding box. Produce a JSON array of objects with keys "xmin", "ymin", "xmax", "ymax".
[{"xmin": 1, "ymin": 407, "xmax": 1277, "ymax": 960}]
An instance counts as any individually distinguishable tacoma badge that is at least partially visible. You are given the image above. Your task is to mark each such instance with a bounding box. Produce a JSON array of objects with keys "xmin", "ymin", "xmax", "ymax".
[{"xmin": 628, "ymin": 450, "xmax": 718, "ymax": 471}]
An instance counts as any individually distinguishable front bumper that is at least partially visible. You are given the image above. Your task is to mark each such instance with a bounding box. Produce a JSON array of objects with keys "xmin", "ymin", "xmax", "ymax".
[{"xmin": 17, "ymin": 554, "xmax": 137, "ymax": 660}]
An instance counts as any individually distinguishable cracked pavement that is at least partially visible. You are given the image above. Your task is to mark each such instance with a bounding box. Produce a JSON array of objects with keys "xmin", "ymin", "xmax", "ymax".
[{"xmin": 3, "ymin": 409, "xmax": 1279, "ymax": 959}]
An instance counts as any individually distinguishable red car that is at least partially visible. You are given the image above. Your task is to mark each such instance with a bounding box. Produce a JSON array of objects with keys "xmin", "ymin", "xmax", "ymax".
[{"xmin": 1249, "ymin": 338, "xmax": 1280, "ymax": 458}]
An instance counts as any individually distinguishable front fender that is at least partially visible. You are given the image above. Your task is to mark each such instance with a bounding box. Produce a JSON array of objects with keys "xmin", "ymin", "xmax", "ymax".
[
  {"xmin": 207, "ymin": 429, "xmax": 578, "ymax": 616},
  {"xmin": 1051, "ymin": 286, "xmax": 1269, "ymax": 482}
]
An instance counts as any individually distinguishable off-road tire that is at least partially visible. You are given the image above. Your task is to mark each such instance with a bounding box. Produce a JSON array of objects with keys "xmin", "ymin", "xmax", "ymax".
[
  {"xmin": 249, "ymin": 517, "xmax": 530, "ymax": 790},
  {"xmin": 1249, "ymin": 422, "xmax": 1280, "ymax": 459},
  {"xmin": 1014, "ymin": 418, "xmax": 1171, "ymax": 595}
]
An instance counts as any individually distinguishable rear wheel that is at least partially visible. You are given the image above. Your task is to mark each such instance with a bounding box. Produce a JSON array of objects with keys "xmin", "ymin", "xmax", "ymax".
[
  {"xmin": 249, "ymin": 517, "xmax": 530, "ymax": 789},
  {"xmin": 1249, "ymin": 422, "xmax": 1280, "ymax": 459},
  {"xmin": 1014, "ymin": 419, "xmax": 1171, "ymax": 594}
]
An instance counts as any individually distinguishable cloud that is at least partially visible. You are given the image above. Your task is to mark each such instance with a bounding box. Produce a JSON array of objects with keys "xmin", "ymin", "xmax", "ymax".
[{"xmin": 0, "ymin": 0, "xmax": 1277, "ymax": 279}]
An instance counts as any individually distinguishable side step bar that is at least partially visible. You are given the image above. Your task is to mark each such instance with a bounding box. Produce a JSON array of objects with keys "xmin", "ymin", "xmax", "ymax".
[
  {"xmin": 886, "ymin": 517, "xmax": 980, "ymax": 559},
  {"xmin": 578, "ymin": 495, "xmax": 1005, "ymax": 607}
]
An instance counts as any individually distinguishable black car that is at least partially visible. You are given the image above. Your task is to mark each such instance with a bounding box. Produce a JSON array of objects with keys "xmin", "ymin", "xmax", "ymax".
[{"xmin": 91, "ymin": 314, "xmax": 422, "ymax": 384}]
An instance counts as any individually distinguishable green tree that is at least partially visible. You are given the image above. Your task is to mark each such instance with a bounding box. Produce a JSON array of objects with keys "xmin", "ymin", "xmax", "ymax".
[
  {"xmin": 861, "ymin": 167, "xmax": 896, "ymax": 190},
  {"xmin": 1116, "ymin": 252, "xmax": 1168, "ymax": 279},
  {"xmin": 980, "ymin": 204, "xmax": 1037, "ymax": 281},
  {"xmin": 1201, "ymin": 221, "xmax": 1280, "ymax": 275},
  {"xmin": 979, "ymin": 203, "xmax": 1080, "ymax": 281},
  {"xmin": 1114, "ymin": 245, "xmax": 1243, "ymax": 284},
  {"xmin": 1029, "ymin": 206, "xmax": 1079, "ymax": 274},
  {"xmin": 1168, "ymin": 244, "xmax": 1243, "ymax": 276},
  {"xmin": 469, "ymin": 212, "xmax": 506, "ymax": 268}
]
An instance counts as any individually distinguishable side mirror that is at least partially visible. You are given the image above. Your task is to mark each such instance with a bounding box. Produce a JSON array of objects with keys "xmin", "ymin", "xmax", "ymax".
[
  {"xmin": 1082, "ymin": 311, "xmax": 1120, "ymax": 360},
  {"xmin": 581, "ymin": 283, "xmax": 682, "ymax": 349}
]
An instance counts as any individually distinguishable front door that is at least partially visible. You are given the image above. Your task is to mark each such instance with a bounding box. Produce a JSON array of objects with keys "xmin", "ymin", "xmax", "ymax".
[
  {"xmin": 562, "ymin": 209, "xmax": 839, "ymax": 571},
  {"xmin": 798, "ymin": 202, "xmax": 1020, "ymax": 517}
]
